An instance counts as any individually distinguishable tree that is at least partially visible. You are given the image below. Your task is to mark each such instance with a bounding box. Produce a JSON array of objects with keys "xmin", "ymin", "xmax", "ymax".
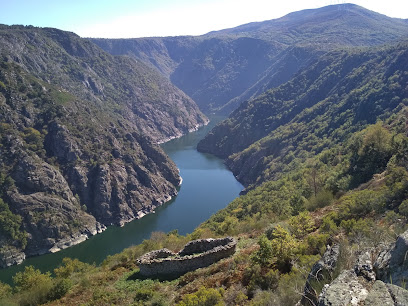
[
  {"xmin": 288, "ymin": 211, "xmax": 315, "ymax": 239},
  {"xmin": 269, "ymin": 225, "xmax": 298, "ymax": 265},
  {"xmin": 13, "ymin": 266, "xmax": 52, "ymax": 292},
  {"xmin": 12, "ymin": 265, "xmax": 53, "ymax": 305},
  {"xmin": 349, "ymin": 123, "xmax": 393, "ymax": 186},
  {"xmin": 252, "ymin": 235, "xmax": 273, "ymax": 266}
]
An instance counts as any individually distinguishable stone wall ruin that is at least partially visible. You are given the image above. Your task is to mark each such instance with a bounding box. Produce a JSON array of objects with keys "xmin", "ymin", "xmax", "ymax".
[{"xmin": 137, "ymin": 237, "xmax": 236, "ymax": 277}]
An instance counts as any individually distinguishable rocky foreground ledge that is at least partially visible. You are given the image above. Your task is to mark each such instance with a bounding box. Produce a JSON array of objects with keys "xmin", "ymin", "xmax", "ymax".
[
  {"xmin": 137, "ymin": 237, "xmax": 236, "ymax": 277},
  {"xmin": 299, "ymin": 229, "xmax": 408, "ymax": 305}
]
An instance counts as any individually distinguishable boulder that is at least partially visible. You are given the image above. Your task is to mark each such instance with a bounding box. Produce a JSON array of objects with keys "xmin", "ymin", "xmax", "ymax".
[
  {"xmin": 364, "ymin": 281, "xmax": 394, "ymax": 305},
  {"xmin": 375, "ymin": 230, "xmax": 408, "ymax": 286},
  {"xmin": 318, "ymin": 270, "xmax": 369, "ymax": 306}
]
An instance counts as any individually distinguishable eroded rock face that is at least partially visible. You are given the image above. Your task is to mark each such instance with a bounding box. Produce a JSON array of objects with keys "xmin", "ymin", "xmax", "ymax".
[
  {"xmin": 0, "ymin": 24, "xmax": 208, "ymax": 268},
  {"xmin": 365, "ymin": 281, "xmax": 396, "ymax": 306},
  {"xmin": 318, "ymin": 270, "xmax": 369, "ymax": 306},
  {"xmin": 375, "ymin": 230, "xmax": 408, "ymax": 286},
  {"xmin": 137, "ymin": 237, "xmax": 237, "ymax": 277},
  {"xmin": 0, "ymin": 247, "xmax": 26, "ymax": 268},
  {"xmin": 355, "ymin": 251, "xmax": 376, "ymax": 282},
  {"xmin": 301, "ymin": 244, "xmax": 340, "ymax": 305},
  {"xmin": 304, "ymin": 230, "xmax": 408, "ymax": 306}
]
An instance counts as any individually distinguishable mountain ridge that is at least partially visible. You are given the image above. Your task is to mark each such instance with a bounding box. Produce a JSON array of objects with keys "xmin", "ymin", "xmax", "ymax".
[
  {"xmin": 91, "ymin": 4, "xmax": 408, "ymax": 113},
  {"xmin": 198, "ymin": 41, "xmax": 408, "ymax": 190}
]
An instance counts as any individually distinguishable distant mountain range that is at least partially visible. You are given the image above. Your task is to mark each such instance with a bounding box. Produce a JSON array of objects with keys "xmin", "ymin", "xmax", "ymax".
[{"xmin": 91, "ymin": 4, "xmax": 408, "ymax": 113}]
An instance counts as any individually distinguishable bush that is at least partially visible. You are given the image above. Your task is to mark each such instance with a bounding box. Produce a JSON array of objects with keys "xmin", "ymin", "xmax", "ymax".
[
  {"xmin": 252, "ymin": 235, "xmax": 273, "ymax": 266},
  {"xmin": 269, "ymin": 225, "xmax": 298, "ymax": 267},
  {"xmin": 54, "ymin": 257, "xmax": 92, "ymax": 278},
  {"xmin": 320, "ymin": 216, "xmax": 338, "ymax": 235},
  {"xmin": 339, "ymin": 190, "xmax": 385, "ymax": 219},
  {"xmin": 13, "ymin": 266, "xmax": 53, "ymax": 305},
  {"xmin": 306, "ymin": 190, "xmax": 334, "ymax": 211},
  {"xmin": 47, "ymin": 278, "xmax": 72, "ymax": 301},
  {"xmin": 398, "ymin": 199, "xmax": 408, "ymax": 218},
  {"xmin": 0, "ymin": 281, "xmax": 12, "ymax": 299},
  {"xmin": 243, "ymin": 264, "xmax": 279, "ymax": 297},
  {"xmin": 288, "ymin": 211, "xmax": 315, "ymax": 239},
  {"xmin": 0, "ymin": 198, "xmax": 27, "ymax": 247},
  {"xmin": 178, "ymin": 287, "xmax": 224, "ymax": 306}
]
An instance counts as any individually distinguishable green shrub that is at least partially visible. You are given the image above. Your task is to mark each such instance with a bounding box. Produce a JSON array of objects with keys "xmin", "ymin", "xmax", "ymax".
[
  {"xmin": 252, "ymin": 235, "xmax": 273, "ymax": 266},
  {"xmin": 134, "ymin": 287, "xmax": 155, "ymax": 302},
  {"xmin": 269, "ymin": 225, "xmax": 299, "ymax": 267},
  {"xmin": 307, "ymin": 190, "xmax": 334, "ymax": 211},
  {"xmin": 47, "ymin": 278, "xmax": 72, "ymax": 301},
  {"xmin": 288, "ymin": 211, "xmax": 315, "ymax": 239},
  {"xmin": 13, "ymin": 266, "xmax": 53, "ymax": 305},
  {"xmin": 178, "ymin": 287, "xmax": 224, "ymax": 306},
  {"xmin": 0, "ymin": 198, "xmax": 27, "ymax": 247},
  {"xmin": 320, "ymin": 216, "xmax": 338, "ymax": 234},
  {"xmin": 306, "ymin": 233, "xmax": 329, "ymax": 254},
  {"xmin": 0, "ymin": 281, "xmax": 12, "ymax": 299},
  {"xmin": 54, "ymin": 257, "xmax": 92, "ymax": 278},
  {"xmin": 398, "ymin": 199, "xmax": 408, "ymax": 218}
]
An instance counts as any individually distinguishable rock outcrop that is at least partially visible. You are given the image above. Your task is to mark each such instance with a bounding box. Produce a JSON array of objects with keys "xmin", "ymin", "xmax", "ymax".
[
  {"xmin": 300, "ymin": 230, "xmax": 408, "ymax": 305},
  {"xmin": 301, "ymin": 244, "xmax": 340, "ymax": 305},
  {"xmin": 137, "ymin": 237, "xmax": 237, "ymax": 277},
  {"xmin": 318, "ymin": 270, "xmax": 369, "ymax": 306},
  {"xmin": 375, "ymin": 230, "xmax": 408, "ymax": 286}
]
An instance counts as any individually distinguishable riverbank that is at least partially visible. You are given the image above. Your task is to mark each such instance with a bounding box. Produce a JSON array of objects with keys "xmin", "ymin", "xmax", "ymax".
[{"xmin": 0, "ymin": 116, "xmax": 242, "ymax": 285}]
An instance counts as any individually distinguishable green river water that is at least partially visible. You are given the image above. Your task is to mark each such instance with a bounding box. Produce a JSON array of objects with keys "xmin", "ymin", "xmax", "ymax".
[{"xmin": 0, "ymin": 117, "xmax": 243, "ymax": 284}]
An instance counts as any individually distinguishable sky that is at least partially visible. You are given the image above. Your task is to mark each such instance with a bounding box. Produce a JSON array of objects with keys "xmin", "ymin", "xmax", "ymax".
[{"xmin": 1, "ymin": 0, "xmax": 407, "ymax": 38}]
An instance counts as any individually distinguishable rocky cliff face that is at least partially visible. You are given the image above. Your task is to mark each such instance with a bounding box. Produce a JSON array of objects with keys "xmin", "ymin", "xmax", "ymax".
[
  {"xmin": 0, "ymin": 25, "xmax": 207, "ymax": 267},
  {"xmin": 299, "ymin": 230, "xmax": 408, "ymax": 305},
  {"xmin": 0, "ymin": 25, "xmax": 207, "ymax": 143}
]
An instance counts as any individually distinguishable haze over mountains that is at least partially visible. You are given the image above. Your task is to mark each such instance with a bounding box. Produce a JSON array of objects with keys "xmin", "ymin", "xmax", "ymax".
[{"xmin": 91, "ymin": 4, "xmax": 408, "ymax": 113}]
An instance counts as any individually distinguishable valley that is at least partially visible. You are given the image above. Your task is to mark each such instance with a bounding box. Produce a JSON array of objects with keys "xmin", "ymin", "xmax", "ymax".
[
  {"xmin": 0, "ymin": 118, "xmax": 243, "ymax": 284},
  {"xmin": 0, "ymin": 3, "xmax": 408, "ymax": 305}
]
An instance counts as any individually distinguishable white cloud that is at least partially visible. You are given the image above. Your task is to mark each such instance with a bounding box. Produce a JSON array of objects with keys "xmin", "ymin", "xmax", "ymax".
[{"xmin": 74, "ymin": 0, "xmax": 408, "ymax": 38}]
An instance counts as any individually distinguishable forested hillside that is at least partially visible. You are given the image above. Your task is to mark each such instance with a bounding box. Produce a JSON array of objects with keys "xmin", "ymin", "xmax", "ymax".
[
  {"xmin": 92, "ymin": 4, "xmax": 408, "ymax": 113},
  {"xmin": 0, "ymin": 25, "xmax": 207, "ymax": 267},
  {"xmin": 198, "ymin": 41, "xmax": 408, "ymax": 189}
]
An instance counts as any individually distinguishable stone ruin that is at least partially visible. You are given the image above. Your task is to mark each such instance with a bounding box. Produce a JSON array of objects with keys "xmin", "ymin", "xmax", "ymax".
[{"xmin": 137, "ymin": 237, "xmax": 237, "ymax": 277}]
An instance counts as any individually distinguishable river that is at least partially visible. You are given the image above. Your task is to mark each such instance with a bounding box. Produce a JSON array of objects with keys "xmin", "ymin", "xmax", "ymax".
[{"xmin": 0, "ymin": 117, "xmax": 243, "ymax": 284}]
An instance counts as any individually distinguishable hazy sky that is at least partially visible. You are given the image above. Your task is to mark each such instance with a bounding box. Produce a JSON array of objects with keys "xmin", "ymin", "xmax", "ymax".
[{"xmin": 1, "ymin": 0, "xmax": 407, "ymax": 38}]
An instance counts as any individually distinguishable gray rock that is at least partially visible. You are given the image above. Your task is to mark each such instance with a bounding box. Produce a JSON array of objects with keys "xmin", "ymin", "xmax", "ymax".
[
  {"xmin": 45, "ymin": 122, "xmax": 81, "ymax": 162},
  {"xmin": 355, "ymin": 251, "xmax": 376, "ymax": 282},
  {"xmin": 364, "ymin": 281, "xmax": 394, "ymax": 305},
  {"xmin": 375, "ymin": 230, "xmax": 408, "ymax": 286},
  {"xmin": 0, "ymin": 247, "xmax": 26, "ymax": 268},
  {"xmin": 318, "ymin": 270, "xmax": 369, "ymax": 306},
  {"xmin": 386, "ymin": 283, "xmax": 408, "ymax": 306},
  {"xmin": 301, "ymin": 244, "xmax": 340, "ymax": 305}
]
